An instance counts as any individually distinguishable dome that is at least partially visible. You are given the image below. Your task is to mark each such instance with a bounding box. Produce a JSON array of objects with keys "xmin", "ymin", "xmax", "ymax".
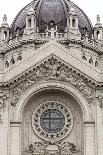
[{"xmin": 10, "ymin": 0, "xmax": 93, "ymax": 37}]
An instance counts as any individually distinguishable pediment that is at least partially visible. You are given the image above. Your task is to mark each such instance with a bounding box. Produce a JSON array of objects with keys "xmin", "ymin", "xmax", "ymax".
[
  {"xmin": 4, "ymin": 39, "xmax": 100, "ymax": 84},
  {"xmin": 10, "ymin": 54, "xmax": 95, "ymax": 107}
]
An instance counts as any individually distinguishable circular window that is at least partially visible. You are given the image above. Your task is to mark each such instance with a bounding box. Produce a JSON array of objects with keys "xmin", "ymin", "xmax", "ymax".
[
  {"xmin": 32, "ymin": 101, "xmax": 73, "ymax": 142},
  {"xmin": 40, "ymin": 109, "xmax": 65, "ymax": 133}
]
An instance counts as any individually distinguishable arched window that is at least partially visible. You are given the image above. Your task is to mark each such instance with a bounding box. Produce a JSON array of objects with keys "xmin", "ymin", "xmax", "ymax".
[
  {"xmin": 95, "ymin": 61, "xmax": 98, "ymax": 67},
  {"xmin": 72, "ymin": 19, "xmax": 76, "ymax": 27},
  {"xmin": 4, "ymin": 31, "xmax": 7, "ymax": 40},
  {"xmin": 5, "ymin": 61, "xmax": 9, "ymax": 68},
  {"xmin": 82, "ymin": 53, "xmax": 87, "ymax": 61},
  {"xmin": 10, "ymin": 58, "xmax": 15, "ymax": 65},
  {"xmin": 97, "ymin": 31, "xmax": 100, "ymax": 39},
  {"xmin": 17, "ymin": 55, "xmax": 22, "ymax": 61},
  {"xmin": 89, "ymin": 57, "xmax": 93, "ymax": 65},
  {"xmin": 28, "ymin": 18, "xmax": 31, "ymax": 28}
]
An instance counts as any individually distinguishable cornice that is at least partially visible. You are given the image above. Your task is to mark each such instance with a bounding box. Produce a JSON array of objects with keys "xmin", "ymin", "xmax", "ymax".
[
  {"xmin": 0, "ymin": 35, "xmax": 102, "ymax": 54},
  {"xmin": 58, "ymin": 38, "xmax": 102, "ymax": 54},
  {"xmin": 1, "ymin": 37, "xmax": 49, "ymax": 53}
]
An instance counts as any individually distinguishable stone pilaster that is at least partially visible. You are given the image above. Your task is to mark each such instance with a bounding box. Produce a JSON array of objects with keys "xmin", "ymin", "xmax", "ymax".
[
  {"xmin": 95, "ymin": 91, "xmax": 103, "ymax": 155},
  {"xmin": 84, "ymin": 122, "xmax": 95, "ymax": 155},
  {"xmin": 10, "ymin": 122, "xmax": 21, "ymax": 155}
]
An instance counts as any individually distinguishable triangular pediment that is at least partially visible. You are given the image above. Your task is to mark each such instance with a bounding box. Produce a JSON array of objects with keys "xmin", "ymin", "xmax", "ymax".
[
  {"xmin": 10, "ymin": 53, "xmax": 95, "ymax": 107},
  {"xmin": 4, "ymin": 39, "xmax": 100, "ymax": 84}
]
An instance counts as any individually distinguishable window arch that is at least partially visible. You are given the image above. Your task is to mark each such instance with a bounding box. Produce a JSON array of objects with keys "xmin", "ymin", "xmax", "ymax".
[
  {"xmin": 4, "ymin": 31, "xmax": 7, "ymax": 40},
  {"xmin": 28, "ymin": 18, "xmax": 31, "ymax": 28},
  {"xmin": 95, "ymin": 61, "xmax": 98, "ymax": 67},
  {"xmin": 10, "ymin": 58, "xmax": 15, "ymax": 65},
  {"xmin": 5, "ymin": 61, "xmax": 9, "ymax": 68},
  {"xmin": 17, "ymin": 55, "xmax": 22, "ymax": 61},
  {"xmin": 72, "ymin": 18, "xmax": 76, "ymax": 27},
  {"xmin": 89, "ymin": 57, "xmax": 93, "ymax": 65},
  {"xmin": 97, "ymin": 31, "xmax": 100, "ymax": 39},
  {"xmin": 82, "ymin": 53, "xmax": 87, "ymax": 61}
]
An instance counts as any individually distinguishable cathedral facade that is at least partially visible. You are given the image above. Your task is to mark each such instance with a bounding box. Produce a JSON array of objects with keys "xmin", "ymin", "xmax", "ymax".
[{"xmin": 0, "ymin": 0, "xmax": 103, "ymax": 155}]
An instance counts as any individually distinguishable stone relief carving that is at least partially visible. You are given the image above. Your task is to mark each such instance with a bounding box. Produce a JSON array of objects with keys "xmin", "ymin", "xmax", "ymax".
[
  {"xmin": 24, "ymin": 141, "xmax": 78, "ymax": 155},
  {"xmin": 96, "ymin": 91, "xmax": 103, "ymax": 108},
  {"xmin": 0, "ymin": 90, "xmax": 9, "ymax": 124},
  {"xmin": 11, "ymin": 57, "xmax": 95, "ymax": 107}
]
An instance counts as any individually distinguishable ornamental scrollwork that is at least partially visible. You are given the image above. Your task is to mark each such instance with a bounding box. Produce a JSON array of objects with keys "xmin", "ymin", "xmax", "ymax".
[
  {"xmin": 24, "ymin": 141, "xmax": 78, "ymax": 155},
  {"xmin": 11, "ymin": 57, "xmax": 95, "ymax": 107},
  {"xmin": 96, "ymin": 91, "xmax": 103, "ymax": 108},
  {"xmin": 0, "ymin": 90, "xmax": 9, "ymax": 124}
]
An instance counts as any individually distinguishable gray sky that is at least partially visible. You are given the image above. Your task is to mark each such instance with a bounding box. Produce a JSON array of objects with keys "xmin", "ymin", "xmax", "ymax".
[{"xmin": 0, "ymin": 0, "xmax": 103, "ymax": 27}]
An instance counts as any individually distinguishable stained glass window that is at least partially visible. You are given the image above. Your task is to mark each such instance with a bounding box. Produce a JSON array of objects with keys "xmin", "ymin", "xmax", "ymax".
[{"xmin": 40, "ymin": 109, "xmax": 65, "ymax": 133}]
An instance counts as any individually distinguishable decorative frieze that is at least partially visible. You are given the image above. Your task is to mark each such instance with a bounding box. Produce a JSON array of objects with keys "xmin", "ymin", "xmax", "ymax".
[{"xmin": 11, "ymin": 56, "xmax": 95, "ymax": 107}]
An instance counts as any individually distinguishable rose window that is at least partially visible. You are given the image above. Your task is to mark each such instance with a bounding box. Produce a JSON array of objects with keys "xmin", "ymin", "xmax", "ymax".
[{"xmin": 32, "ymin": 101, "xmax": 73, "ymax": 142}]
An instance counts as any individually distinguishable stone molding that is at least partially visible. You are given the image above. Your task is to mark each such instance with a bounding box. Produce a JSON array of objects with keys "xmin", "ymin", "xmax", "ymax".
[{"xmin": 11, "ymin": 56, "xmax": 95, "ymax": 107}]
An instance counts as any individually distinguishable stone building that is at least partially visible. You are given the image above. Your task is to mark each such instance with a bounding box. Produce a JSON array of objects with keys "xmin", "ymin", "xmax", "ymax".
[{"xmin": 0, "ymin": 0, "xmax": 103, "ymax": 155}]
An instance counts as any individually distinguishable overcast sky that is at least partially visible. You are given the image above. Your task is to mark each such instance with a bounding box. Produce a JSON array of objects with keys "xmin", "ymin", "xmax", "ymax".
[{"xmin": 0, "ymin": 0, "xmax": 103, "ymax": 27}]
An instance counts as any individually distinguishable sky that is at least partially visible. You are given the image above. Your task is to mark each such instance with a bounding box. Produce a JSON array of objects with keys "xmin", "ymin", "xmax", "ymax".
[{"xmin": 0, "ymin": 0, "xmax": 103, "ymax": 27}]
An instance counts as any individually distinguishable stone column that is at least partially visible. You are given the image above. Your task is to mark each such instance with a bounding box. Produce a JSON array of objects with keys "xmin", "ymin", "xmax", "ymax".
[
  {"xmin": 10, "ymin": 122, "xmax": 21, "ymax": 155},
  {"xmin": 84, "ymin": 122, "xmax": 95, "ymax": 155}
]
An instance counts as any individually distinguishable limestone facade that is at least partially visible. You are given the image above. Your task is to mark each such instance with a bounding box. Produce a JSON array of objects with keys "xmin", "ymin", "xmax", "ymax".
[{"xmin": 0, "ymin": 0, "xmax": 103, "ymax": 155}]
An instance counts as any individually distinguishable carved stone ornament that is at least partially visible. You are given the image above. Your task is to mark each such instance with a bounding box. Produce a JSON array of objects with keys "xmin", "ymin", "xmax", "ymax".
[
  {"xmin": 0, "ymin": 90, "xmax": 9, "ymax": 124},
  {"xmin": 24, "ymin": 141, "xmax": 79, "ymax": 155},
  {"xmin": 11, "ymin": 56, "xmax": 95, "ymax": 107},
  {"xmin": 32, "ymin": 101, "xmax": 73, "ymax": 142},
  {"xmin": 96, "ymin": 91, "xmax": 103, "ymax": 108}
]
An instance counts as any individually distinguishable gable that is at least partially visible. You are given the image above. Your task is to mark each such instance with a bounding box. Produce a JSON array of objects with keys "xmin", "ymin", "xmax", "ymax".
[{"xmin": 3, "ymin": 40, "xmax": 100, "ymax": 84}]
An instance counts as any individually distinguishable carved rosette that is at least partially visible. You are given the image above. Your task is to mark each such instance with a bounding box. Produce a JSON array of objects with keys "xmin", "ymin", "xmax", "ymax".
[{"xmin": 11, "ymin": 57, "xmax": 95, "ymax": 107}]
